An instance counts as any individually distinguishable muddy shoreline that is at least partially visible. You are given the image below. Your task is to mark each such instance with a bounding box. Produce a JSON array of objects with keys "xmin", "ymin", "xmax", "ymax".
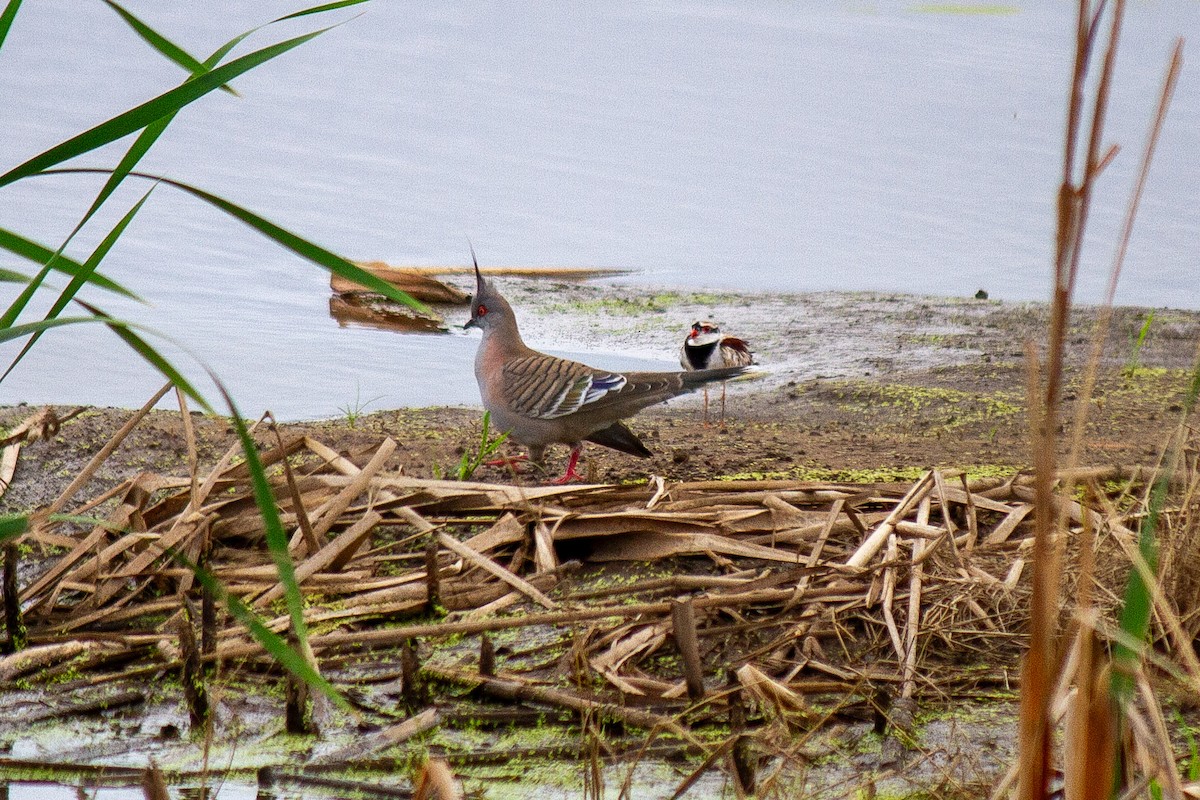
[{"xmin": 0, "ymin": 288, "xmax": 1196, "ymax": 798}]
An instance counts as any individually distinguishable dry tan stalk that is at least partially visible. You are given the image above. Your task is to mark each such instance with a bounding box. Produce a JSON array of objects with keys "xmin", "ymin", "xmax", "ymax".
[
  {"xmin": 0, "ymin": 440, "xmax": 18, "ymax": 502},
  {"xmin": 22, "ymin": 479, "xmax": 159, "ymax": 610},
  {"xmin": 303, "ymin": 436, "xmax": 364, "ymax": 476},
  {"xmin": 985, "ymin": 503, "xmax": 1035, "ymax": 545},
  {"xmin": 89, "ymin": 514, "xmax": 205, "ymax": 609},
  {"xmin": 937, "ymin": 485, "xmax": 1017, "ymax": 516},
  {"xmin": 1105, "ymin": 505, "xmax": 1200, "ymax": 687},
  {"xmin": 142, "ymin": 762, "xmax": 170, "ymax": 800},
  {"xmin": 251, "ymin": 511, "xmax": 383, "ymax": 609},
  {"xmin": 175, "ymin": 388, "xmax": 200, "ymax": 507},
  {"xmin": 0, "ymin": 640, "xmax": 96, "ymax": 681},
  {"xmin": 891, "ymin": 520, "xmax": 950, "ymax": 540},
  {"xmin": 591, "ymin": 621, "xmax": 670, "ymax": 694},
  {"xmin": 879, "ymin": 535, "xmax": 905, "ymax": 664},
  {"xmin": 437, "ymin": 532, "xmax": 556, "ymax": 610},
  {"xmin": 460, "ymin": 512, "xmax": 525, "ymax": 552},
  {"xmin": 0, "ymin": 406, "xmax": 85, "ymax": 446},
  {"xmin": 1135, "ymin": 670, "xmax": 1185, "ymax": 799},
  {"xmin": 305, "ymin": 438, "xmax": 396, "ymax": 543},
  {"xmin": 901, "ymin": 539, "xmax": 926, "ymax": 701},
  {"xmin": 845, "ymin": 471, "xmax": 935, "ymax": 569},
  {"xmin": 582, "ymin": 531, "xmax": 768, "ymax": 563},
  {"xmin": 931, "ymin": 471, "xmax": 960, "ymax": 544},
  {"xmin": 213, "ymin": 587, "xmax": 817, "ymax": 660},
  {"xmin": 333, "ymin": 261, "xmax": 469, "ymax": 301},
  {"xmin": 395, "ymin": 506, "xmax": 437, "ymax": 533},
  {"xmin": 548, "ymin": 512, "xmax": 720, "ymax": 540},
  {"xmin": 1004, "ymin": 560, "xmax": 1025, "ymax": 589},
  {"xmin": 275, "ymin": 431, "xmax": 320, "ymax": 556},
  {"xmin": 531, "ymin": 520, "xmax": 558, "ymax": 572},
  {"xmin": 789, "ymin": 498, "xmax": 845, "ymax": 603},
  {"xmin": 56, "ymin": 597, "xmax": 182, "ymax": 632},
  {"xmin": 735, "ymin": 663, "xmax": 809, "ymax": 720},
  {"xmin": 79, "ymin": 416, "xmax": 274, "ymax": 610},
  {"xmin": 412, "ymin": 756, "xmax": 464, "ymax": 800},
  {"xmin": 644, "ymin": 474, "xmax": 669, "ymax": 509},
  {"xmin": 42, "ymin": 382, "xmax": 172, "ymax": 518},
  {"xmin": 958, "ymin": 474, "xmax": 980, "ymax": 551},
  {"xmin": 423, "ymin": 664, "xmax": 691, "ymax": 740}
]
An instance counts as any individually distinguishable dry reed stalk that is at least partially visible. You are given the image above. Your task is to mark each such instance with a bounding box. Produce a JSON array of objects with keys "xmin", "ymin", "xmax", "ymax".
[
  {"xmin": 424, "ymin": 664, "xmax": 691, "ymax": 739},
  {"xmin": 314, "ymin": 707, "xmax": 441, "ymax": 765},
  {"xmin": 412, "ymin": 757, "xmax": 463, "ymax": 800},
  {"xmin": 845, "ymin": 470, "xmax": 934, "ymax": 568},
  {"xmin": 436, "ymin": 531, "xmax": 557, "ymax": 609},
  {"xmin": 41, "ymin": 382, "xmax": 172, "ymax": 518}
]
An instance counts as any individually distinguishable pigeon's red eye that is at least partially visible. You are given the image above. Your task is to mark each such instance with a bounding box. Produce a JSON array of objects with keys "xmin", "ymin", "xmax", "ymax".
[{"xmin": 477, "ymin": 304, "xmax": 488, "ymax": 317}]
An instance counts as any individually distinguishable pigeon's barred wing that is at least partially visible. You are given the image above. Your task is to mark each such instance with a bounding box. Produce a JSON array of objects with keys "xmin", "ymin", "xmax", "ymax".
[{"xmin": 503, "ymin": 356, "xmax": 628, "ymax": 420}]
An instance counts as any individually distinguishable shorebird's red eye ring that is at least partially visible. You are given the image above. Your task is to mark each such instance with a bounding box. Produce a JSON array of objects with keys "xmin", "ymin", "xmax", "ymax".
[{"xmin": 477, "ymin": 304, "xmax": 488, "ymax": 317}]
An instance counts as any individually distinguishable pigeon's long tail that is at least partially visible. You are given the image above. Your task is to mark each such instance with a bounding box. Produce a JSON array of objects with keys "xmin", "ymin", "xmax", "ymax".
[
  {"xmin": 680, "ymin": 364, "xmax": 748, "ymax": 388},
  {"xmin": 586, "ymin": 421, "xmax": 653, "ymax": 458}
]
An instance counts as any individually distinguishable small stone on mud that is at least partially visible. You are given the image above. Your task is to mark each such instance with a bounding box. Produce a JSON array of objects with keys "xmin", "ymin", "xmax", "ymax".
[{"xmin": 672, "ymin": 449, "xmax": 689, "ymax": 465}]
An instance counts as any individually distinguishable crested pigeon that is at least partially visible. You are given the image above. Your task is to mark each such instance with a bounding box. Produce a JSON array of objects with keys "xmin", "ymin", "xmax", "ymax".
[
  {"xmin": 463, "ymin": 260, "xmax": 748, "ymax": 483},
  {"xmin": 679, "ymin": 321, "xmax": 754, "ymax": 427}
]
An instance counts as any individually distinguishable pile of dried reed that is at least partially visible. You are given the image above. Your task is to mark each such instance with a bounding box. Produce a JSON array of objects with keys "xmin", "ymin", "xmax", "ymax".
[{"xmin": 0, "ymin": 401, "xmax": 1158, "ymax": 749}]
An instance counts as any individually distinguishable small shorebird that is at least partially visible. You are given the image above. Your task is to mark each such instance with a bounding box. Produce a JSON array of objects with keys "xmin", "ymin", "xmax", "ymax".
[
  {"xmin": 679, "ymin": 321, "xmax": 753, "ymax": 427},
  {"xmin": 464, "ymin": 258, "xmax": 748, "ymax": 483}
]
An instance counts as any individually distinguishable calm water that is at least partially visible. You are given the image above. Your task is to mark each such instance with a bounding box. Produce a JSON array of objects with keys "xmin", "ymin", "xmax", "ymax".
[{"xmin": 0, "ymin": 2, "xmax": 1197, "ymax": 418}]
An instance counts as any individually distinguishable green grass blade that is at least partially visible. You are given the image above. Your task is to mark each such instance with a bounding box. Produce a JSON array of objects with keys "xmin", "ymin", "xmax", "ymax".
[
  {"xmin": 0, "ymin": 25, "xmax": 334, "ymax": 188},
  {"xmin": 0, "ymin": 314, "xmax": 107, "ymax": 344},
  {"xmin": 166, "ymin": 179, "xmax": 429, "ymax": 313},
  {"xmin": 72, "ymin": 301, "xmax": 215, "ymax": 414},
  {"xmin": 179, "ymin": 552, "xmax": 348, "ymax": 711},
  {"xmin": 0, "ymin": 228, "xmax": 137, "ymax": 300},
  {"xmin": 0, "ymin": 269, "xmax": 29, "ymax": 284},
  {"xmin": 0, "ymin": 0, "xmax": 21, "ymax": 52},
  {"xmin": 102, "ymin": 0, "xmax": 237, "ymax": 95},
  {"xmin": 223, "ymin": 403, "xmax": 310, "ymax": 643},
  {"xmin": 2, "ymin": 189, "xmax": 155, "ymax": 382},
  {"xmin": 42, "ymin": 169, "xmax": 428, "ymax": 313},
  {"xmin": 276, "ymin": 0, "xmax": 371, "ymax": 22},
  {"xmin": 1111, "ymin": 359, "xmax": 1200, "ymax": 701},
  {"xmin": 204, "ymin": 0, "xmax": 366, "ymax": 67},
  {"xmin": 0, "ymin": 515, "xmax": 27, "ymax": 542}
]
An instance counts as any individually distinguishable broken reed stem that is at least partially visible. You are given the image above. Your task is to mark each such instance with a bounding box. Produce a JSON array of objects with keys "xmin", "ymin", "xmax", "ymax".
[
  {"xmin": 1021, "ymin": 4, "xmax": 1127, "ymax": 800},
  {"xmin": 1063, "ymin": 37, "xmax": 1184, "ymax": 478},
  {"xmin": 671, "ymin": 597, "xmax": 705, "ymax": 701},
  {"xmin": 424, "ymin": 538, "xmax": 441, "ymax": 613},
  {"xmin": 845, "ymin": 471, "xmax": 934, "ymax": 569},
  {"xmin": 726, "ymin": 670, "xmax": 756, "ymax": 797},
  {"xmin": 285, "ymin": 629, "xmax": 315, "ymax": 735},
  {"xmin": 199, "ymin": 537, "xmax": 216, "ymax": 675},
  {"xmin": 178, "ymin": 600, "xmax": 208, "ymax": 736},
  {"xmin": 43, "ymin": 382, "xmax": 172, "ymax": 518},
  {"xmin": 402, "ymin": 639, "xmax": 424, "ymax": 710},
  {"xmin": 3, "ymin": 542, "xmax": 26, "ymax": 653},
  {"xmin": 141, "ymin": 762, "xmax": 170, "ymax": 800},
  {"xmin": 479, "ymin": 634, "xmax": 495, "ymax": 677},
  {"xmin": 424, "ymin": 665, "xmax": 691, "ymax": 741}
]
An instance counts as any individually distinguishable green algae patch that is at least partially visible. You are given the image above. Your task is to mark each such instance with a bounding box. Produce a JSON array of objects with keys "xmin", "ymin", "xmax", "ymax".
[
  {"xmin": 720, "ymin": 464, "xmax": 1019, "ymax": 484},
  {"xmin": 545, "ymin": 291, "xmax": 732, "ymax": 316}
]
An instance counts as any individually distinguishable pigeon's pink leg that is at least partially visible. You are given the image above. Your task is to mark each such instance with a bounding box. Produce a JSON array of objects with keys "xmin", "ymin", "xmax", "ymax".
[
  {"xmin": 485, "ymin": 454, "xmax": 529, "ymax": 471},
  {"xmin": 551, "ymin": 444, "xmax": 585, "ymax": 485}
]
